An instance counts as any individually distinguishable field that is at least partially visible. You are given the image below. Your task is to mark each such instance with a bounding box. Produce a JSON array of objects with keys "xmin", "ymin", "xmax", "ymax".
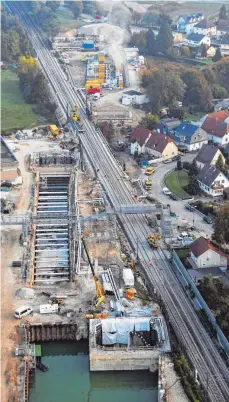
[
  {"xmin": 165, "ymin": 169, "xmax": 190, "ymax": 199},
  {"xmin": 1, "ymin": 70, "xmax": 39, "ymax": 133},
  {"xmin": 140, "ymin": 1, "xmax": 225, "ymax": 21}
]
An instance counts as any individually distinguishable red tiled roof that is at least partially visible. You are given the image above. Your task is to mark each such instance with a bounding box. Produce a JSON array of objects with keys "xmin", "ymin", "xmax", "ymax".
[
  {"xmin": 190, "ymin": 236, "xmax": 227, "ymax": 258},
  {"xmin": 145, "ymin": 133, "xmax": 174, "ymax": 153},
  {"xmin": 201, "ymin": 110, "xmax": 229, "ymax": 137},
  {"xmin": 130, "ymin": 127, "xmax": 151, "ymax": 146}
]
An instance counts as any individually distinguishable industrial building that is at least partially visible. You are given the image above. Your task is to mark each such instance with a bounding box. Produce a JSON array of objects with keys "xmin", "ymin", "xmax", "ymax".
[
  {"xmin": 122, "ymin": 90, "xmax": 149, "ymax": 106},
  {"xmin": 1, "ymin": 136, "xmax": 19, "ymax": 182}
]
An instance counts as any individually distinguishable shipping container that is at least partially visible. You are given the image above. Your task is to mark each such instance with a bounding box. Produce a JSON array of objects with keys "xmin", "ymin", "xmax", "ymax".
[
  {"xmin": 123, "ymin": 269, "xmax": 134, "ymax": 287},
  {"xmin": 40, "ymin": 304, "xmax": 59, "ymax": 314},
  {"xmin": 87, "ymin": 87, "xmax": 101, "ymax": 94},
  {"xmin": 82, "ymin": 40, "xmax": 94, "ymax": 49}
]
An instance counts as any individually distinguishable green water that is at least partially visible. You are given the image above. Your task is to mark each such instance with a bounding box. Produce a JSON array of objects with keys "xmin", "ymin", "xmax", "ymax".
[{"xmin": 29, "ymin": 341, "xmax": 158, "ymax": 402}]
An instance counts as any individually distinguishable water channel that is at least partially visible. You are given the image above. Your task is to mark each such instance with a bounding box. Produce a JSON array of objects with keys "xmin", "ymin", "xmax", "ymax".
[{"xmin": 29, "ymin": 341, "xmax": 158, "ymax": 402}]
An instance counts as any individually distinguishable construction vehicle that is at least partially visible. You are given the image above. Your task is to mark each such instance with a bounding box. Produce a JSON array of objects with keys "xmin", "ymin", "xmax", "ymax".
[
  {"xmin": 72, "ymin": 105, "xmax": 79, "ymax": 112},
  {"xmin": 145, "ymin": 179, "xmax": 152, "ymax": 190},
  {"xmin": 81, "ymin": 237, "xmax": 105, "ymax": 308},
  {"xmin": 145, "ymin": 166, "xmax": 155, "ymax": 175},
  {"xmin": 49, "ymin": 125, "xmax": 62, "ymax": 136},
  {"xmin": 147, "ymin": 233, "xmax": 162, "ymax": 242},
  {"xmin": 72, "ymin": 112, "xmax": 80, "ymax": 122},
  {"xmin": 147, "ymin": 235, "xmax": 159, "ymax": 249},
  {"xmin": 84, "ymin": 313, "xmax": 108, "ymax": 319}
]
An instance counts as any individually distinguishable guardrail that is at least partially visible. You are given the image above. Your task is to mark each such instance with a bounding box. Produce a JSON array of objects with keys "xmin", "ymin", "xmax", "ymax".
[{"xmin": 172, "ymin": 250, "xmax": 229, "ymax": 358}]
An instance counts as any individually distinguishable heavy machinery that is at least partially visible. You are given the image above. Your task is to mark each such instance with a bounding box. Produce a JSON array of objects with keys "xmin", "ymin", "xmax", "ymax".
[
  {"xmin": 145, "ymin": 179, "xmax": 152, "ymax": 190},
  {"xmin": 145, "ymin": 166, "xmax": 155, "ymax": 176},
  {"xmin": 72, "ymin": 112, "xmax": 80, "ymax": 122},
  {"xmin": 147, "ymin": 233, "xmax": 162, "ymax": 241},
  {"xmin": 72, "ymin": 105, "xmax": 79, "ymax": 112},
  {"xmin": 147, "ymin": 236, "xmax": 159, "ymax": 248},
  {"xmin": 48, "ymin": 125, "xmax": 62, "ymax": 139},
  {"xmin": 81, "ymin": 237, "xmax": 105, "ymax": 308}
]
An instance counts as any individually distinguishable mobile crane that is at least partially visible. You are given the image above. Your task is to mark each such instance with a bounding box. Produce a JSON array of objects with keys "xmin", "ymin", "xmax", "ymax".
[{"xmin": 81, "ymin": 237, "xmax": 105, "ymax": 308}]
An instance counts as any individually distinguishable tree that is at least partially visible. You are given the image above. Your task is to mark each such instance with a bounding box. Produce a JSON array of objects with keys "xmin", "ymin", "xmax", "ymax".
[
  {"xmin": 212, "ymin": 47, "xmax": 222, "ymax": 62},
  {"xmin": 187, "ymin": 176, "xmax": 200, "ymax": 195},
  {"xmin": 143, "ymin": 68, "xmax": 186, "ymax": 113},
  {"xmin": 142, "ymin": 12, "xmax": 158, "ymax": 26},
  {"xmin": 139, "ymin": 114, "xmax": 159, "ymax": 130},
  {"xmin": 213, "ymin": 204, "xmax": 229, "ymax": 244},
  {"xmin": 219, "ymin": 5, "xmax": 227, "ymax": 20},
  {"xmin": 46, "ymin": 1, "xmax": 59, "ymax": 12},
  {"xmin": 147, "ymin": 28, "xmax": 157, "ymax": 56},
  {"xmin": 201, "ymin": 44, "xmax": 208, "ymax": 58},
  {"xmin": 203, "ymin": 68, "xmax": 216, "ymax": 84},
  {"xmin": 188, "ymin": 159, "xmax": 199, "ymax": 177},
  {"xmin": 181, "ymin": 69, "xmax": 213, "ymax": 112},
  {"xmin": 66, "ymin": 0, "xmax": 83, "ymax": 18},
  {"xmin": 212, "ymin": 84, "xmax": 228, "ymax": 99},
  {"xmin": 158, "ymin": 13, "xmax": 172, "ymax": 26},
  {"xmin": 132, "ymin": 11, "xmax": 142, "ymax": 25},
  {"xmin": 156, "ymin": 22, "xmax": 173, "ymax": 55},
  {"xmin": 177, "ymin": 159, "xmax": 182, "ymax": 170},
  {"xmin": 169, "ymin": 107, "xmax": 184, "ymax": 120},
  {"xmin": 129, "ymin": 31, "xmax": 147, "ymax": 51},
  {"xmin": 215, "ymin": 154, "xmax": 225, "ymax": 171}
]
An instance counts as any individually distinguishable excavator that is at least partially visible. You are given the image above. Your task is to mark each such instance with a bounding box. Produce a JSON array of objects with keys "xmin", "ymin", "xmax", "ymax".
[
  {"xmin": 72, "ymin": 105, "xmax": 80, "ymax": 122},
  {"xmin": 81, "ymin": 237, "xmax": 105, "ymax": 308}
]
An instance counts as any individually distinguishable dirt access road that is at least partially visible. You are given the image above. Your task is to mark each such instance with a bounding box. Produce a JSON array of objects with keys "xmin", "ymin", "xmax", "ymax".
[{"xmin": 1, "ymin": 139, "xmax": 53, "ymax": 402}]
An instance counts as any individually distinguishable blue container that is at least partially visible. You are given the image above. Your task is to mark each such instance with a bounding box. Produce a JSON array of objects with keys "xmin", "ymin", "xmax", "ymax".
[
  {"xmin": 82, "ymin": 40, "xmax": 94, "ymax": 49},
  {"xmin": 139, "ymin": 160, "xmax": 149, "ymax": 167}
]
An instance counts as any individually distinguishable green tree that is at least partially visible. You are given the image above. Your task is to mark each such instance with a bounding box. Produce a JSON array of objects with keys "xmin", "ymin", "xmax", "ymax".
[
  {"xmin": 46, "ymin": 1, "xmax": 59, "ymax": 12},
  {"xmin": 144, "ymin": 69, "xmax": 186, "ymax": 113},
  {"xmin": 187, "ymin": 176, "xmax": 200, "ymax": 195},
  {"xmin": 129, "ymin": 31, "xmax": 147, "ymax": 51},
  {"xmin": 156, "ymin": 22, "xmax": 173, "ymax": 55},
  {"xmin": 215, "ymin": 154, "xmax": 225, "ymax": 171},
  {"xmin": 142, "ymin": 12, "xmax": 158, "ymax": 26},
  {"xmin": 212, "ymin": 84, "xmax": 228, "ymax": 99},
  {"xmin": 147, "ymin": 28, "xmax": 157, "ymax": 55},
  {"xmin": 212, "ymin": 47, "xmax": 222, "ymax": 62},
  {"xmin": 65, "ymin": 0, "xmax": 83, "ymax": 18},
  {"xmin": 188, "ymin": 159, "xmax": 199, "ymax": 177},
  {"xmin": 201, "ymin": 44, "xmax": 208, "ymax": 58},
  {"xmin": 219, "ymin": 5, "xmax": 227, "ymax": 20},
  {"xmin": 158, "ymin": 13, "xmax": 172, "ymax": 26},
  {"xmin": 213, "ymin": 204, "xmax": 229, "ymax": 244},
  {"xmin": 139, "ymin": 114, "xmax": 159, "ymax": 130},
  {"xmin": 177, "ymin": 159, "xmax": 182, "ymax": 170},
  {"xmin": 181, "ymin": 69, "xmax": 213, "ymax": 112},
  {"xmin": 203, "ymin": 68, "xmax": 216, "ymax": 84}
]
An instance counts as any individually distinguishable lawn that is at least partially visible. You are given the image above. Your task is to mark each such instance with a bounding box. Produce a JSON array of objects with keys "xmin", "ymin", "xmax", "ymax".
[
  {"xmin": 56, "ymin": 8, "xmax": 86, "ymax": 31},
  {"xmin": 185, "ymin": 111, "xmax": 205, "ymax": 122},
  {"xmin": 1, "ymin": 70, "xmax": 39, "ymax": 133},
  {"xmin": 165, "ymin": 170, "xmax": 190, "ymax": 200}
]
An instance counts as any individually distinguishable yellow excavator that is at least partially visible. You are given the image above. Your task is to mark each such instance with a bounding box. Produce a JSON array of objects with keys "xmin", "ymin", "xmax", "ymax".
[
  {"xmin": 81, "ymin": 237, "xmax": 105, "ymax": 308},
  {"xmin": 72, "ymin": 105, "xmax": 80, "ymax": 121}
]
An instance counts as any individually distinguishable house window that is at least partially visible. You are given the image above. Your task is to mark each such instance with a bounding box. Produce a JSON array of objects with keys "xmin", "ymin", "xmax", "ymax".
[{"xmin": 222, "ymin": 180, "xmax": 225, "ymax": 183}]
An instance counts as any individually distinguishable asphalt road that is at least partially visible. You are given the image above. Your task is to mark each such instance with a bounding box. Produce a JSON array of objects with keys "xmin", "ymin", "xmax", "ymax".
[{"xmin": 147, "ymin": 155, "xmax": 214, "ymax": 237}]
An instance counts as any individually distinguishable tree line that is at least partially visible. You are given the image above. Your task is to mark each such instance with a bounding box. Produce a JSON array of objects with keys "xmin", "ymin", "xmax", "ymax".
[{"xmin": 141, "ymin": 57, "xmax": 229, "ymax": 114}]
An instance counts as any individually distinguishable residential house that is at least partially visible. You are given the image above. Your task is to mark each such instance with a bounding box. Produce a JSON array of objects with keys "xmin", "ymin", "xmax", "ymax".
[
  {"xmin": 122, "ymin": 90, "xmax": 149, "ymax": 106},
  {"xmin": 196, "ymin": 45, "xmax": 216, "ymax": 58},
  {"xmin": 189, "ymin": 236, "xmax": 227, "ymax": 270},
  {"xmin": 154, "ymin": 118, "xmax": 181, "ymax": 135},
  {"xmin": 193, "ymin": 19, "xmax": 217, "ymax": 37},
  {"xmin": 197, "ymin": 163, "xmax": 229, "ymax": 196},
  {"xmin": 194, "ymin": 144, "xmax": 225, "ymax": 169},
  {"xmin": 1, "ymin": 136, "xmax": 19, "ymax": 182},
  {"xmin": 144, "ymin": 133, "xmax": 178, "ymax": 160},
  {"xmin": 216, "ymin": 19, "xmax": 229, "ymax": 39},
  {"xmin": 130, "ymin": 127, "xmax": 151, "ymax": 155},
  {"xmin": 211, "ymin": 35, "xmax": 229, "ymax": 55},
  {"xmin": 185, "ymin": 33, "xmax": 211, "ymax": 47},
  {"xmin": 172, "ymin": 121, "xmax": 208, "ymax": 151},
  {"xmin": 224, "ymin": 143, "xmax": 229, "ymax": 157},
  {"xmin": 176, "ymin": 13, "xmax": 204, "ymax": 34},
  {"xmin": 201, "ymin": 110, "xmax": 229, "ymax": 146}
]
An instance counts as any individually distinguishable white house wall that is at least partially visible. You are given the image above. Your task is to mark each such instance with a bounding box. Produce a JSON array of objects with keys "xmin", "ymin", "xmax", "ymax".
[
  {"xmin": 191, "ymin": 249, "xmax": 227, "ymax": 269},
  {"xmin": 207, "ymin": 132, "xmax": 229, "ymax": 145}
]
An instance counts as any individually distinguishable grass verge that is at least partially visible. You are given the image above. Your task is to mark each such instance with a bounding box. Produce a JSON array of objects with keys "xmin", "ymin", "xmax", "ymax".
[
  {"xmin": 165, "ymin": 170, "xmax": 190, "ymax": 200},
  {"xmin": 1, "ymin": 70, "xmax": 39, "ymax": 133},
  {"xmin": 56, "ymin": 8, "xmax": 85, "ymax": 31}
]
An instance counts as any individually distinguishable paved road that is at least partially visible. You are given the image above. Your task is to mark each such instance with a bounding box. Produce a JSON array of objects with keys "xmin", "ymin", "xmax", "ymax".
[
  {"xmin": 10, "ymin": 3, "xmax": 229, "ymax": 401},
  {"xmin": 148, "ymin": 157, "xmax": 214, "ymax": 237}
]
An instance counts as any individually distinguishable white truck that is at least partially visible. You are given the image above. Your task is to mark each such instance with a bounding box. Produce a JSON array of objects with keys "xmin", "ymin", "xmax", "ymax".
[
  {"xmin": 123, "ymin": 268, "xmax": 134, "ymax": 288},
  {"xmin": 39, "ymin": 304, "xmax": 59, "ymax": 314}
]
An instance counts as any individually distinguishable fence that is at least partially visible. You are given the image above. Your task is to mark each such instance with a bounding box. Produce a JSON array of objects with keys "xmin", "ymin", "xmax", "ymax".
[{"xmin": 172, "ymin": 250, "xmax": 229, "ymax": 357}]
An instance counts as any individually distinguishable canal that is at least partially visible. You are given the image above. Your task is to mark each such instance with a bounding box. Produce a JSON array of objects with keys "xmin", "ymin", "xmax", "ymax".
[{"xmin": 29, "ymin": 341, "xmax": 158, "ymax": 402}]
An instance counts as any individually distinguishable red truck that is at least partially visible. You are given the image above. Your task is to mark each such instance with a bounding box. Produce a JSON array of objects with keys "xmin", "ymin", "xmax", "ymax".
[{"xmin": 87, "ymin": 87, "xmax": 101, "ymax": 94}]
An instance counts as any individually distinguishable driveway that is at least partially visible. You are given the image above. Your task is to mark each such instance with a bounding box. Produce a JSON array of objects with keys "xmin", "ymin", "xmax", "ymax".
[{"xmin": 145, "ymin": 154, "xmax": 214, "ymax": 237}]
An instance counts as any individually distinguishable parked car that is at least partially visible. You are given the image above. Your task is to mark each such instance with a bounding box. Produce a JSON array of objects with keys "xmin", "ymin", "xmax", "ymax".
[
  {"xmin": 169, "ymin": 193, "xmax": 178, "ymax": 200},
  {"xmin": 185, "ymin": 204, "xmax": 195, "ymax": 212},
  {"xmin": 163, "ymin": 187, "xmax": 171, "ymax": 195},
  {"xmin": 172, "ymin": 155, "xmax": 181, "ymax": 161},
  {"xmin": 163, "ymin": 159, "xmax": 173, "ymax": 164},
  {"xmin": 203, "ymin": 216, "xmax": 213, "ymax": 224}
]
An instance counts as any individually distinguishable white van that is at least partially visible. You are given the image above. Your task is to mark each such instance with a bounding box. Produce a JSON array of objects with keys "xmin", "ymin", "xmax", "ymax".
[
  {"xmin": 109, "ymin": 300, "xmax": 115, "ymax": 312},
  {"xmin": 177, "ymin": 232, "xmax": 190, "ymax": 241},
  {"xmin": 14, "ymin": 306, "xmax": 33, "ymax": 319}
]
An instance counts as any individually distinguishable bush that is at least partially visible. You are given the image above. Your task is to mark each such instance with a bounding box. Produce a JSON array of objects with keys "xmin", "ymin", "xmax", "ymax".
[{"xmin": 183, "ymin": 161, "xmax": 190, "ymax": 171}]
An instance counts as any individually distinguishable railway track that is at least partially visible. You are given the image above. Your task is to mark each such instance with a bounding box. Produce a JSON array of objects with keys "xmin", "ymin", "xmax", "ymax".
[{"xmin": 8, "ymin": 3, "xmax": 229, "ymax": 401}]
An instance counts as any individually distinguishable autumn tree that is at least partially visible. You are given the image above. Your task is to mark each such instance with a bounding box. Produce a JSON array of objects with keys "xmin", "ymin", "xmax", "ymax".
[
  {"xmin": 213, "ymin": 204, "xmax": 229, "ymax": 244},
  {"xmin": 219, "ymin": 5, "xmax": 227, "ymax": 20},
  {"xmin": 181, "ymin": 69, "xmax": 213, "ymax": 112},
  {"xmin": 201, "ymin": 44, "xmax": 208, "ymax": 58},
  {"xmin": 181, "ymin": 46, "xmax": 191, "ymax": 57},
  {"xmin": 139, "ymin": 114, "xmax": 159, "ymax": 130}
]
